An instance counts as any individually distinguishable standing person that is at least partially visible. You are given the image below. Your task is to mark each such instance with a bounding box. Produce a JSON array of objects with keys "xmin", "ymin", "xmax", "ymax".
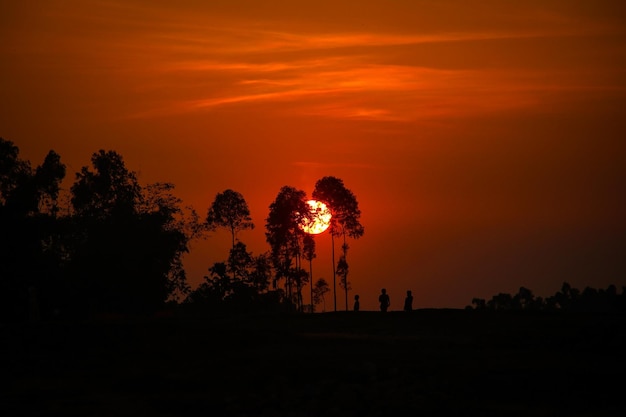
[
  {"xmin": 379, "ymin": 288, "xmax": 390, "ymax": 312},
  {"xmin": 353, "ymin": 294, "xmax": 360, "ymax": 311},
  {"xmin": 404, "ymin": 290, "xmax": 413, "ymax": 312}
]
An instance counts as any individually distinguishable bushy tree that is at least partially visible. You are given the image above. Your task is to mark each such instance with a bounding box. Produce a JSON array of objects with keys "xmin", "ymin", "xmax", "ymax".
[
  {"xmin": 67, "ymin": 150, "xmax": 195, "ymax": 316},
  {"xmin": 187, "ymin": 244, "xmax": 277, "ymax": 313}
]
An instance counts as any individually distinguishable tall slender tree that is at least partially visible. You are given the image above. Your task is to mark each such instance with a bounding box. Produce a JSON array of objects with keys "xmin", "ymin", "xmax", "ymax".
[{"xmin": 312, "ymin": 176, "xmax": 364, "ymax": 311}]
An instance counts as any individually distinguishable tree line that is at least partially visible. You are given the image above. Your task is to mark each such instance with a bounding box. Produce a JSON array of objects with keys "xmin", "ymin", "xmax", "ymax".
[
  {"xmin": 468, "ymin": 282, "xmax": 626, "ymax": 313},
  {"xmin": 0, "ymin": 138, "xmax": 363, "ymax": 322},
  {"xmin": 181, "ymin": 177, "xmax": 363, "ymax": 315}
]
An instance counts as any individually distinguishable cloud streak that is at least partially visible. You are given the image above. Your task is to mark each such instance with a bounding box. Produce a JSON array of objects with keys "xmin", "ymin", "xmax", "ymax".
[{"xmin": 25, "ymin": 1, "xmax": 624, "ymax": 123}]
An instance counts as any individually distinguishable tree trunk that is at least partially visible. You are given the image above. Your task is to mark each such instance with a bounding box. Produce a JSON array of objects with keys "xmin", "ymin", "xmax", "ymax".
[
  {"xmin": 309, "ymin": 258, "xmax": 313, "ymax": 313},
  {"xmin": 331, "ymin": 233, "xmax": 336, "ymax": 312},
  {"xmin": 343, "ymin": 232, "xmax": 348, "ymax": 312}
]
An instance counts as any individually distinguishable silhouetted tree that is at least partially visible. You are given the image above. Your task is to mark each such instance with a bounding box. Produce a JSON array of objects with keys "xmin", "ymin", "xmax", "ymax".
[
  {"xmin": 313, "ymin": 278, "xmax": 330, "ymax": 312},
  {"xmin": 544, "ymin": 295, "xmax": 559, "ymax": 311},
  {"xmin": 0, "ymin": 138, "xmax": 66, "ymax": 321},
  {"xmin": 265, "ymin": 186, "xmax": 310, "ymax": 312},
  {"xmin": 228, "ymin": 241, "xmax": 254, "ymax": 283},
  {"xmin": 487, "ymin": 293, "xmax": 514, "ymax": 311},
  {"xmin": 0, "ymin": 138, "xmax": 33, "ymax": 209},
  {"xmin": 67, "ymin": 150, "xmax": 194, "ymax": 316},
  {"xmin": 71, "ymin": 150, "xmax": 141, "ymax": 219},
  {"xmin": 471, "ymin": 298, "xmax": 486, "ymax": 310},
  {"xmin": 206, "ymin": 189, "xmax": 254, "ymax": 250},
  {"xmin": 224, "ymin": 244, "xmax": 259, "ymax": 311},
  {"xmin": 292, "ymin": 266, "xmax": 309, "ymax": 312},
  {"xmin": 188, "ymin": 245, "xmax": 277, "ymax": 313},
  {"xmin": 138, "ymin": 182, "xmax": 201, "ymax": 302},
  {"xmin": 35, "ymin": 150, "xmax": 66, "ymax": 216},
  {"xmin": 602, "ymin": 285, "xmax": 620, "ymax": 313},
  {"xmin": 142, "ymin": 182, "xmax": 205, "ymax": 241},
  {"xmin": 312, "ymin": 176, "xmax": 363, "ymax": 312},
  {"xmin": 471, "ymin": 281, "xmax": 625, "ymax": 313},
  {"xmin": 248, "ymin": 252, "xmax": 273, "ymax": 294},
  {"xmin": 200, "ymin": 261, "xmax": 231, "ymax": 304},
  {"xmin": 514, "ymin": 286, "xmax": 535, "ymax": 310}
]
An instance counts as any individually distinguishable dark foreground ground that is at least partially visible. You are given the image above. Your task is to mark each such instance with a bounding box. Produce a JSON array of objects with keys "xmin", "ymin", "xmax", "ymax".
[{"xmin": 2, "ymin": 309, "xmax": 626, "ymax": 417}]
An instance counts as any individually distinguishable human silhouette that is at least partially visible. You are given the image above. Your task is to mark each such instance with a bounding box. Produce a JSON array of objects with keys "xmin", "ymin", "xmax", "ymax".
[
  {"xmin": 404, "ymin": 290, "xmax": 413, "ymax": 312},
  {"xmin": 379, "ymin": 288, "xmax": 390, "ymax": 312},
  {"xmin": 353, "ymin": 294, "xmax": 360, "ymax": 311}
]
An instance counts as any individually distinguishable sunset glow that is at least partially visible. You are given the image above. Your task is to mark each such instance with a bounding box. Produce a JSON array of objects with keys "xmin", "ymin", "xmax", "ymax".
[{"xmin": 299, "ymin": 200, "xmax": 332, "ymax": 235}]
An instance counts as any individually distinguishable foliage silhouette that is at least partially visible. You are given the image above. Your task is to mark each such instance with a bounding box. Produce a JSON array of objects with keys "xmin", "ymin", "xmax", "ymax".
[{"xmin": 469, "ymin": 282, "xmax": 626, "ymax": 313}]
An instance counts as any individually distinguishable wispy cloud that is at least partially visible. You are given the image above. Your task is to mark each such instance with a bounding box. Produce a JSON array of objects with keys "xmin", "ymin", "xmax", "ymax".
[
  {"xmin": 41, "ymin": 1, "xmax": 621, "ymax": 122},
  {"xmin": 141, "ymin": 63, "xmax": 555, "ymax": 121}
]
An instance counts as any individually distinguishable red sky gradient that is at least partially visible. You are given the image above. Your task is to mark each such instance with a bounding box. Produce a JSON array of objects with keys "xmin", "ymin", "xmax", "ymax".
[{"xmin": 2, "ymin": 0, "xmax": 625, "ymax": 310}]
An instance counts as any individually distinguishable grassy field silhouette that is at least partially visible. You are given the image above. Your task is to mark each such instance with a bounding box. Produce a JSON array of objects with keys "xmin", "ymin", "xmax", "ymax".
[{"xmin": 4, "ymin": 309, "xmax": 625, "ymax": 416}]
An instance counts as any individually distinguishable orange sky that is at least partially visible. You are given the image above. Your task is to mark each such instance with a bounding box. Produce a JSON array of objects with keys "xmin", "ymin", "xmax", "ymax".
[{"xmin": 2, "ymin": 0, "xmax": 625, "ymax": 310}]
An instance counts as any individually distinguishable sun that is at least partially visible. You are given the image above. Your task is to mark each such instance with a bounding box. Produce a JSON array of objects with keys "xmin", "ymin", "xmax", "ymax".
[{"xmin": 299, "ymin": 200, "xmax": 332, "ymax": 235}]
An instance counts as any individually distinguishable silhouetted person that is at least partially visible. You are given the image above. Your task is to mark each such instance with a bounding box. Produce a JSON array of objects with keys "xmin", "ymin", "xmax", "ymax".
[
  {"xmin": 379, "ymin": 288, "xmax": 390, "ymax": 312},
  {"xmin": 404, "ymin": 290, "xmax": 413, "ymax": 312},
  {"xmin": 353, "ymin": 294, "xmax": 360, "ymax": 311}
]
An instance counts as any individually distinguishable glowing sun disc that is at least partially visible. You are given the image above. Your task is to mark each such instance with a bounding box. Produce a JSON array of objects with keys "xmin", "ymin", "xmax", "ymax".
[{"xmin": 300, "ymin": 200, "xmax": 331, "ymax": 235}]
